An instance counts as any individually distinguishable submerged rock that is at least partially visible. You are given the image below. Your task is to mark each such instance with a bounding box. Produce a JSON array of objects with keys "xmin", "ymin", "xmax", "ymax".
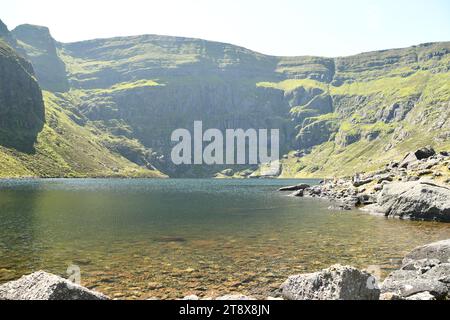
[
  {"xmin": 381, "ymin": 239, "xmax": 450, "ymax": 300},
  {"xmin": 280, "ymin": 264, "xmax": 380, "ymax": 300},
  {"xmin": 0, "ymin": 271, "xmax": 109, "ymax": 300}
]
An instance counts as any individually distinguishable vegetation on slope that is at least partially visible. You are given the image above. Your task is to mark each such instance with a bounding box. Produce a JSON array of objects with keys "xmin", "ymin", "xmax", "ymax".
[{"xmin": 0, "ymin": 92, "xmax": 166, "ymax": 178}]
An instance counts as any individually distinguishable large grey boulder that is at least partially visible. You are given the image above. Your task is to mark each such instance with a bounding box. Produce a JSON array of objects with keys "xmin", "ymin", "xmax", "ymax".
[
  {"xmin": 374, "ymin": 181, "xmax": 450, "ymax": 222},
  {"xmin": 403, "ymin": 239, "xmax": 450, "ymax": 264},
  {"xmin": 280, "ymin": 265, "xmax": 380, "ymax": 300},
  {"xmin": 0, "ymin": 271, "xmax": 109, "ymax": 300},
  {"xmin": 381, "ymin": 240, "xmax": 450, "ymax": 300}
]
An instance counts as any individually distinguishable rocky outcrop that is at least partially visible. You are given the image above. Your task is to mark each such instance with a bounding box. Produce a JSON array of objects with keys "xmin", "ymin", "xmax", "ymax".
[
  {"xmin": 0, "ymin": 271, "xmax": 109, "ymax": 300},
  {"xmin": 400, "ymin": 146, "xmax": 436, "ymax": 169},
  {"xmin": 12, "ymin": 24, "xmax": 69, "ymax": 92},
  {"xmin": 280, "ymin": 264, "xmax": 380, "ymax": 300},
  {"xmin": 381, "ymin": 240, "xmax": 450, "ymax": 300},
  {"xmin": 370, "ymin": 181, "xmax": 450, "ymax": 221},
  {"xmin": 286, "ymin": 147, "xmax": 450, "ymax": 222},
  {"xmin": 0, "ymin": 19, "xmax": 16, "ymax": 47}
]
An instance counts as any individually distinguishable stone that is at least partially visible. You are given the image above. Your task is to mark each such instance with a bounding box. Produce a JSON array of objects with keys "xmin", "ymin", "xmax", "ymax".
[
  {"xmin": 381, "ymin": 270, "xmax": 448, "ymax": 299},
  {"xmin": 375, "ymin": 181, "xmax": 450, "ymax": 222},
  {"xmin": 381, "ymin": 239, "xmax": 450, "ymax": 300},
  {"xmin": 221, "ymin": 169, "xmax": 234, "ymax": 177},
  {"xmin": 402, "ymin": 239, "xmax": 450, "ymax": 265},
  {"xmin": 280, "ymin": 265, "xmax": 380, "ymax": 300},
  {"xmin": 414, "ymin": 146, "xmax": 436, "ymax": 160},
  {"xmin": 400, "ymin": 152, "xmax": 418, "ymax": 169},
  {"xmin": 279, "ymin": 184, "xmax": 310, "ymax": 192},
  {"xmin": 353, "ymin": 178, "xmax": 373, "ymax": 188},
  {"xmin": 0, "ymin": 271, "xmax": 109, "ymax": 300},
  {"xmin": 379, "ymin": 292, "xmax": 404, "ymax": 300}
]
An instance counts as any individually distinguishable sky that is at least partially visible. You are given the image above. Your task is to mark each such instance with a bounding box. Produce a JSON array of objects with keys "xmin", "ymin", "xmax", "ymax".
[{"xmin": 1, "ymin": 0, "xmax": 449, "ymax": 57}]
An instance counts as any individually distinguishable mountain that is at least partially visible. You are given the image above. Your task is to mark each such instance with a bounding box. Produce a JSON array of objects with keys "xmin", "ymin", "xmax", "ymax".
[
  {"xmin": 0, "ymin": 19, "xmax": 449, "ymax": 178},
  {"xmin": 0, "ymin": 20, "xmax": 165, "ymax": 178}
]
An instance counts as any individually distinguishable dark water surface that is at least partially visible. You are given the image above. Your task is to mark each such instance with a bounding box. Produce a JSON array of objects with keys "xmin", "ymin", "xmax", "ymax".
[{"xmin": 0, "ymin": 179, "xmax": 449, "ymax": 299}]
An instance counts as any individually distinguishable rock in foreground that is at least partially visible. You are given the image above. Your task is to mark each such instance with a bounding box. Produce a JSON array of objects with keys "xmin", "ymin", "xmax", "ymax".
[
  {"xmin": 381, "ymin": 239, "xmax": 450, "ymax": 300},
  {"xmin": 0, "ymin": 271, "xmax": 109, "ymax": 300},
  {"xmin": 280, "ymin": 264, "xmax": 380, "ymax": 300},
  {"xmin": 403, "ymin": 239, "xmax": 450, "ymax": 264}
]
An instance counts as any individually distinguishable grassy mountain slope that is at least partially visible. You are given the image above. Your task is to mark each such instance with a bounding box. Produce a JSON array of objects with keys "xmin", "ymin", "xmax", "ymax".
[{"xmin": 0, "ymin": 91, "xmax": 166, "ymax": 178}]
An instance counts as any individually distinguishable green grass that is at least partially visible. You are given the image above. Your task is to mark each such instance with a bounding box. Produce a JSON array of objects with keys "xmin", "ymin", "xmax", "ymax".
[{"xmin": 257, "ymin": 79, "xmax": 328, "ymax": 92}]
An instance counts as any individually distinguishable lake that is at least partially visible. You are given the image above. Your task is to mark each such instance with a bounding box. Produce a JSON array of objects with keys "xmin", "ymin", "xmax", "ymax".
[{"xmin": 0, "ymin": 179, "xmax": 449, "ymax": 299}]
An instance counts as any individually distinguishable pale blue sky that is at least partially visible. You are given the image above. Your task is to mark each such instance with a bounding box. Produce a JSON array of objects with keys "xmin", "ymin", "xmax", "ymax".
[{"xmin": 1, "ymin": 0, "xmax": 449, "ymax": 57}]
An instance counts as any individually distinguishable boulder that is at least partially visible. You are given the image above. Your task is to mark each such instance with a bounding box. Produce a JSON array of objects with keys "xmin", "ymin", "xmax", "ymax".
[
  {"xmin": 353, "ymin": 178, "xmax": 373, "ymax": 188},
  {"xmin": 375, "ymin": 181, "xmax": 450, "ymax": 222},
  {"xmin": 220, "ymin": 169, "xmax": 234, "ymax": 177},
  {"xmin": 279, "ymin": 184, "xmax": 310, "ymax": 192},
  {"xmin": 280, "ymin": 265, "xmax": 380, "ymax": 300},
  {"xmin": 403, "ymin": 239, "xmax": 450, "ymax": 265},
  {"xmin": 414, "ymin": 146, "xmax": 436, "ymax": 160},
  {"xmin": 381, "ymin": 239, "xmax": 450, "ymax": 300},
  {"xmin": 400, "ymin": 152, "xmax": 419, "ymax": 169},
  {"xmin": 381, "ymin": 269, "xmax": 448, "ymax": 299},
  {"xmin": 0, "ymin": 271, "xmax": 109, "ymax": 300},
  {"xmin": 399, "ymin": 147, "xmax": 436, "ymax": 169}
]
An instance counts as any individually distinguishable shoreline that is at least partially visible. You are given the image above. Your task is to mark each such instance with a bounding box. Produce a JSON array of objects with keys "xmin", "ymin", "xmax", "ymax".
[{"xmin": 280, "ymin": 146, "xmax": 450, "ymax": 223}]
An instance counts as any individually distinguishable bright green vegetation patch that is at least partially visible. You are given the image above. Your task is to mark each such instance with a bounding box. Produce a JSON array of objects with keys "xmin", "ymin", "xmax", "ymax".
[
  {"xmin": 103, "ymin": 79, "xmax": 163, "ymax": 92},
  {"xmin": 330, "ymin": 71, "xmax": 432, "ymax": 98},
  {"xmin": 257, "ymin": 79, "xmax": 328, "ymax": 92}
]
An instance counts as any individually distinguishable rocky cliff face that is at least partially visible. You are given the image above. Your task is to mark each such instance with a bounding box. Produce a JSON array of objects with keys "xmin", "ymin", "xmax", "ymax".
[
  {"xmin": 12, "ymin": 24, "xmax": 69, "ymax": 92},
  {"xmin": 0, "ymin": 40, "xmax": 44, "ymax": 152}
]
